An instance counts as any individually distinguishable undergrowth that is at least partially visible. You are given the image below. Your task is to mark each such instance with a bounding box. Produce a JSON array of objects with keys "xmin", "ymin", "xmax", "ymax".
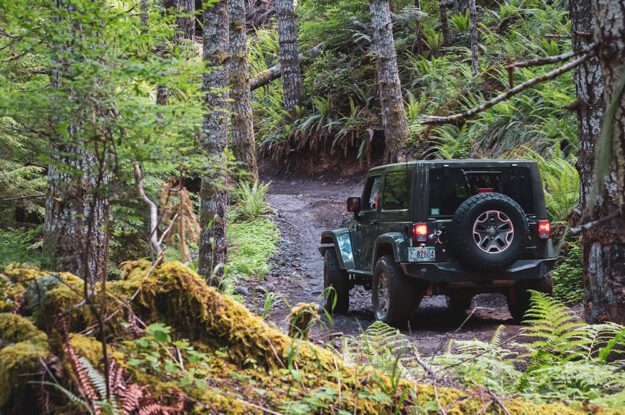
[{"xmin": 339, "ymin": 291, "xmax": 625, "ymax": 408}]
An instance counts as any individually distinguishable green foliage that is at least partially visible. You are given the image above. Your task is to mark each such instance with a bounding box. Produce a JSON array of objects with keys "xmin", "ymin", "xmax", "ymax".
[
  {"xmin": 344, "ymin": 292, "xmax": 625, "ymax": 408},
  {"xmin": 232, "ymin": 181, "xmax": 273, "ymax": 221},
  {"xmin": 552, "ymin": 239, "xmax": 583, "ymax": 305},
  {"xmin": 0, "ymin": 227, "xmax": 44, "ymax": 268},
  {"xmin": 124, "ymin": 323, "xmax": 214, "ymax": 393},
  {"xmin": 225, "ymin": 218, "xmax": 280, "ymax": 292},
  {"xmin": 531, "ymin": 150, "xmax": 580, "ymax": 222}
]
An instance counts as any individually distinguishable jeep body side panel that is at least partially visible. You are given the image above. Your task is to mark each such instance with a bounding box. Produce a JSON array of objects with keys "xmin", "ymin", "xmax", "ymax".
[
  {"xmin": 320, "ymin": 229, "xmax": 355, "ymax": 270},
  {"xmin": 373, "ymin": 233, "xmax": 409, "ymax": 265}
]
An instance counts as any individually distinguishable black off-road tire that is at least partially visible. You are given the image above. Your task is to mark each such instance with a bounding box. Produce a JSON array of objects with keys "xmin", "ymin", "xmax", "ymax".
[
  {"xmin": 372, "ymin": 255, "xmax": 423, "ymax": 326},
  {"xmin": 507, "ymin": 273, "xmax": 553, "ymax": 322},
  {"xmin": 323, "ymin": 249, "xmax": 350, "ymax": 314},
  {"xmin": 451, "ymin": 192, "xmax": 528, "ymax": 271}
]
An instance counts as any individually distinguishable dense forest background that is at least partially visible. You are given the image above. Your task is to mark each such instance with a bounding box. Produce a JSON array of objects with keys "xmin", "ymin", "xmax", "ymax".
[{"xmin": 1, "ymin": 0, "xmax": 625, "ymax": 413}]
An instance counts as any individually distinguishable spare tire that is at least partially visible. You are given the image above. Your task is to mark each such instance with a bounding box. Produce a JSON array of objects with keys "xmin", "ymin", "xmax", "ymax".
[{"xmin": 450, "ymin": 192, "xmax": 528, "ymax": 271}]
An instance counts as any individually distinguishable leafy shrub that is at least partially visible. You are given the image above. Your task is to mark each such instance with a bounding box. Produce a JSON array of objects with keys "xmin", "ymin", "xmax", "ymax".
[
  {"xmin": 0, "ymin": 226, "xmax": 43, "ymax": 268},
  {"xmin": 232, "ymin": 181, "xmax": 272, "ymax": 221}
]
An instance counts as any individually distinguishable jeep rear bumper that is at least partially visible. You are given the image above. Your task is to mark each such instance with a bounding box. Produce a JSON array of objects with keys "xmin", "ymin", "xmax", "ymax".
[{"xmin": 400, "ymin": 258, "xmax": 556, "ymax": 283}]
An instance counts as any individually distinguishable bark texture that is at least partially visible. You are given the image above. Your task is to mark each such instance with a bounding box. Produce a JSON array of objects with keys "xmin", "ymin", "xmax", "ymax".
[
  {"xmin": 44, "ymin": 144, "xmax": 109, "ymax": 282},
  {"xmin": 198, "ymin": 1, "xmax": 229, "ymax": 285},
  {"xmin": 229, "ymin": 0, "xmax": 258, "ymax": 181},
  {"xmin": 44, "ymin": 1, "xmax": 108, "ymax": 283},
  {"xmin": 439, "ymin": 0, "xmax": 450, "ymax": 46},
  {"xmin": 468, "ymin": 0, "xmax": 479, "ymax": 75},
  {"xmin": 369, "ymin": 0, "xmax": 409, "ymax": 161},
  {"xmin": 276, "ymin": 0, "xmax": 303, "ymax": 114},
  {"xmin": 572, "ymin": 0, "xmax": 625, "ymax": 324},
  {"xmin": 413, "ymin": 0, "xmax": 423, "ymax": 55}
]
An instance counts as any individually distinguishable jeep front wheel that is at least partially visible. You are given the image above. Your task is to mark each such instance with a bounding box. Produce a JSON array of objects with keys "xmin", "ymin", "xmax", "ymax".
[
  {"xmin": 372, "ymin": 255, "xmax": 422, "ymax": 326},
  {"xmin": 323, "ymin": 249, "xmax": 350, "ymax": 314}
]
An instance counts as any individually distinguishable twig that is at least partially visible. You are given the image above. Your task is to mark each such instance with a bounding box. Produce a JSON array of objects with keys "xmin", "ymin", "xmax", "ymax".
[
  {"xmin": 433, "ymin": 382, "xmax": 448, "ymax": 415},
  {"xmin": 421, "ymin": 51, "xmax": 595, "ymax": 125},
  {"xmin": 570, "ymin": 213, "xmax": 620, "ymax": 235},
  {"xmin": 428, "ymin": 307, "xmax": 482, "ymax": 363},
  {"xmin": 505, "ymin": 42, "xmax": 595, "ymax": 69},
  {"xmin": 236, "ymin": 399, "xmax": 284, "ymax": 415},
  {"xmin": 0, "ymin": 194, "xmax": 45, "ymax": 202}
]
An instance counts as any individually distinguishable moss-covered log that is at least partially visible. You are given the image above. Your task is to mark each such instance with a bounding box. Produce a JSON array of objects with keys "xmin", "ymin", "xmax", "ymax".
[{"xmin": 2, "ymin": 262, "xmax": 624, "ymax": 414}]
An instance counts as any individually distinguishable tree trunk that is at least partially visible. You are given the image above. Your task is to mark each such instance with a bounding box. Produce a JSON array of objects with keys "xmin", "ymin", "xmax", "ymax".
[
  {"xmin": 276, "ymin": 0, "xmax": 303, "ymax": 114},
  {"xmin": 573, "ymin": 0, "xmax": 625, "ymax": 324},
  {"xmin": 439, "ymin": 0, "xmax": 450, "ymax": 47},
  {"xmin": 44, "ymin": 1, "xmax": 109, "ymax": 283},
  {"xmin": 413, "ymin": 0, "xmax": 423, "ymax": 55},
  {"xmin": 468, "ymin": 0, "xmax": 479, "ymax": 75},
  {"xmin": 175, "ymin": 0, "xmax": 195, "ymax": 41},
  {"xmin": 229, "ymin": 0, "xmax": 259, "ymax": 181},
  {"xmin": 198, "ymin": 0, "xmax": 229, "ymax": 285},
  {"xmin": 369, "ymin": 0, "xmax": 409, "ymax": 162}
]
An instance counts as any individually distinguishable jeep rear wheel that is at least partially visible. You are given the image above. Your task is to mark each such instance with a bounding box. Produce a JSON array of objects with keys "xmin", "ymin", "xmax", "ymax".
[
  {"xmin": 451, "ymin": 192, "xmax": 528, "ymax": 271},
  {"xmin": 372, "ymin": 255, "xmax": 423, "ymax": 326},
  {"xmin": 323, "ymin": 249, "xmax": 350, "ymax": 314},
  {"xmin": 507, "ymin": 273, "xmax": 553, "ymax": 322}
]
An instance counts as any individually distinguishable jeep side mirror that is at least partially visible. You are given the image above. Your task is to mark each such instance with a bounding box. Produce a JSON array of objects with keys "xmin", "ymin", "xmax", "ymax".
[{"xmin": 347, "ymin": 197, "xmax": 361, "ymax": 213}]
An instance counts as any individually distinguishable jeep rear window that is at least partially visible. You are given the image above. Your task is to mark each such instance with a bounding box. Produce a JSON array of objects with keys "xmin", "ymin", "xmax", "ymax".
[{"xmin": 427, "ymin": 167, "xmax": 535, "ymax": 216}]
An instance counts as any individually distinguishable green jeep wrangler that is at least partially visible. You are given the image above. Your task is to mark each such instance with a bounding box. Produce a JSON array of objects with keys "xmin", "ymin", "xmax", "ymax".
[{"xmin": 320, "ymin": 160, "xmax": 556, "ymax": 325}]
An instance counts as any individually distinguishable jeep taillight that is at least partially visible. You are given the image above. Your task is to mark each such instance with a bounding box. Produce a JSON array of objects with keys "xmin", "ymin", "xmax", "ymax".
[
  {"xmin": 413, "ymin": 223, "xmax": 428, "ymax": 242},
  {"xmin": 538, "ymin": 220, "xmax": 551, "ymax": 239}
]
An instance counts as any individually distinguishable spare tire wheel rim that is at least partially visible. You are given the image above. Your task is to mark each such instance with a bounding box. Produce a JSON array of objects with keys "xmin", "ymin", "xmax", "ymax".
[
  {"xmin": 376, "ymin": 271, "xmax": 390, "ymax": 319},
  {"xmin": 472, "ymin": 210, "xmax": 515, "ymax": 254}
]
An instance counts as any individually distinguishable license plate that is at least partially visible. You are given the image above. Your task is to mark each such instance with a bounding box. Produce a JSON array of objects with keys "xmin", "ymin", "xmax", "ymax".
[{"xmin": 408, "ymin": 246, "xmax": 436, "ymax": 262}]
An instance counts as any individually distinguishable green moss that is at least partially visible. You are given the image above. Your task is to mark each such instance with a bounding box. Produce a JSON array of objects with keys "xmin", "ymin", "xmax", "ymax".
[{"xmin": 0, "ymin": 314, "xmax": 48, "ymax": 410}]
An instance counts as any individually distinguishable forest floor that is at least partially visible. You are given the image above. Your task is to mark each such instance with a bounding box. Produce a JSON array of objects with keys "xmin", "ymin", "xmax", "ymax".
[{"xmin": 240, "ymin": 176, "xmax": 524, "ymax": 356}]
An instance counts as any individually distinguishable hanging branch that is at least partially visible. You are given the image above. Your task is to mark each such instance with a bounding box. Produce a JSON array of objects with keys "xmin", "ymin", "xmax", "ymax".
[
  {"xmin": 421, "ymin": 51, "xmax": 595, "ymax": 125},
  {"xmin": 505, "ymin": 42, "xmax": 596, "ymax": 69}
]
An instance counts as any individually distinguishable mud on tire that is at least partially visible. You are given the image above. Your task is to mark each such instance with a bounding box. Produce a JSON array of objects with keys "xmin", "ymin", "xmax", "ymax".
[
  {"xmin": 451, "ymin": 192, "xmax": 528, "ymax": 271},
  {"xmin": 323, "ymin": 248, "xmax": 350, "ymax": 314},
  {"xmin": 372, "ymin": 255, "xmax": 423, "ymax": 326}
]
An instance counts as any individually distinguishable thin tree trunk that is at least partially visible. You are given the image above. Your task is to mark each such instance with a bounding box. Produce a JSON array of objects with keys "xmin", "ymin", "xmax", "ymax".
[
  {"xmin": 468, "ymin": 0, "xmax": 479, "ymax": 75},
  {"xmin": 276, "ymin": 0, "xmax": 303, "ymax": 114},
  {"xmin": 369, "ymin": 0, "xmax": 409, "ymax": 162},
  {"xmin": 229, "ymin": 0, "xmax": 259, "ymax": 181},
  {"xmin": 44, "ymin": 1, "xmax": 108, "ymax": 283},
  {"xmin": 175, "ymin": 0, "xmax": 195, "ymax": 41},
  {"xmin": 198, "ymin": 0, "xmax": 229, "ymax": 285},
  {"xmin": 413, "ymin": 0, "xmax": 423, "ymax": 55},
  {"xmin": 439, "ymin": 0, "xmax": 450, "ymax": 47},
  {"xmin": 576, "ymin": 0, "xmax": 625, "ymax": 324}
]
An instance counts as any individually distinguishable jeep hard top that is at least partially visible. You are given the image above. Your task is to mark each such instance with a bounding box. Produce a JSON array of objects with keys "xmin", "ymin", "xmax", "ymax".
[{"xmin": 320, "ymin": 159, "xmax": 556, "ymax": 325}]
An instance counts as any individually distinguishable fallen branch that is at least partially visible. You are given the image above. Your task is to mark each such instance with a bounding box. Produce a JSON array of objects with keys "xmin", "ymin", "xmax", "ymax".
[
  {"xmin": 421, "ymin": 51, "xmax": 595, "ymax": 125},
  {"xmin": 570, "ymin": 213, "xmax": 620, "ymax": 235},
  {"xmin": 250, "ymin": 43, "xmax": 325, "ymax": 91},
  {"xmin": 505, "ymin": 42, "xmax": 595, "ymax": 69}
]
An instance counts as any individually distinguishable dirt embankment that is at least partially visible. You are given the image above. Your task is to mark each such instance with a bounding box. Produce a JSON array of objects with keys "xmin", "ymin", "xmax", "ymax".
[{"xmin": 240, "ymin": 176, "xmax": 523, "ymax": 356}]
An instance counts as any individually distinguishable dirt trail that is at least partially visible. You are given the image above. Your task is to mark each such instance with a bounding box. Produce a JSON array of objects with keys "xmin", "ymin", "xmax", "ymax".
[{"xmin": 242, "ymin": 177, "xmax": 522, "ymax": 356}]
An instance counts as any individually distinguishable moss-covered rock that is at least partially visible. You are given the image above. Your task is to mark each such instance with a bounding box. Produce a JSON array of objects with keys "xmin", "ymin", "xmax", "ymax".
[{"xmin": 0, "ymin": 313, "xmax": 48, "ymax": 411}]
